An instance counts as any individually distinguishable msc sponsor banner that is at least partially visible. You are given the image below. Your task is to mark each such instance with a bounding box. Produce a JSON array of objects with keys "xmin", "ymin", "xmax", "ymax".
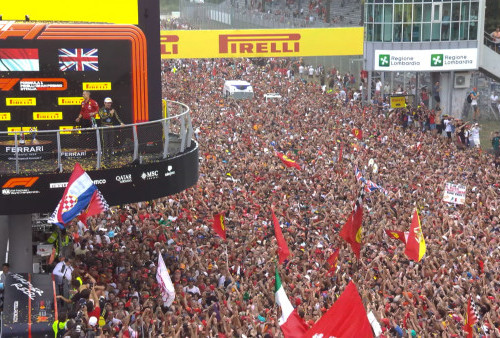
[
  {"xmin": 0, "ymin": 0, "xmax": 138, "ymax": 24},
  {"xmin": 375, "ymin": 49, "xmax": 478, "ymax": 71},
  {"xmin": 58, "ymin": 97, "xmax": 84, "ymax": 105},
  {"xmin": 82, "ymin": 82, "xmax": 112, "ymax": 90},
  {"xmin": 443, "ymin": 182, "xmax": 466, "ymax": 205},
  {"xmin": 1, "ymin": 273, "xmax": 56, "ymax": 337},
  {"xmin": 33, "ymin": 112, "xmax": 63, "ymax": 120},
  {"xmin": 160, "ymin": 28, "xmax": 363, "ymax": 59},
  {"xmin": 0, "ymin": 112, "xmax": 11, "ymax": 121},
  {"xmin": 5, "ymin": 97, "xmax": 36, "ymax": 106},
  {"xmin": 0, "ymin": 144, "xmax": 199, "ymax": 214}
]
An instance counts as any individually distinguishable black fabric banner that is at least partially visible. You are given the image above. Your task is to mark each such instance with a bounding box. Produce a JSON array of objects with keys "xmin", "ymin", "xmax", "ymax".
[{"xmin": 1, "ymin": 273, "xmax": 56, "ymax": 337}]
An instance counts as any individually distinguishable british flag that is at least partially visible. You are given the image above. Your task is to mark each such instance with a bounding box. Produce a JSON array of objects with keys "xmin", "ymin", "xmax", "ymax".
[{"xmin": 58, "ymin": 48, "xmax": 99, "ymax": 71}]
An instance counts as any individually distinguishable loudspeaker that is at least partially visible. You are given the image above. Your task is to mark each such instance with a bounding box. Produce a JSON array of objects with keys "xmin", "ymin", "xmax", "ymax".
[{"xmin": 454, "ymin": 72, "xmax": 470, "ymax": 88}]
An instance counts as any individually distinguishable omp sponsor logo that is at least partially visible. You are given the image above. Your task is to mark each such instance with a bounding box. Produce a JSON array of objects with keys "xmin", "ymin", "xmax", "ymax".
[
  {"xmin": 58, "ymin": 97, "xmax": 84, "ymax": 105},
  {"xmin": 160, "ymin": 34, "xmax": 179, "ymax": 55},
  {"xmin": 33, "ymin": 112, "xmax": 63, "ymax": 120},
  {"xmin": 5, "ymin": 146, "xmax": 44, "ymax": 153},
  {"xmin": 116, "ymin": 174, "xmax": 132, "ymax": 183},
  {"xmin": 50, "ymin": 179, "xmax": 106, "ymax": 189},
  {"xmin": 19, "ymin": 78, "xmax": 68, "ymax": 91},
  {"xmin": 82, "ymin": 82, "xmax": 111, "ymax": 90},
  {"xmin": 5, "ymin": 97, "xmax": 36, "ymax": 106},
  {"xmin": 219, "ymin": 33, "xmax": 301, "ymax": 54},
  {"xmin": 141, "ymin": 170, "xmax": 159, "ymax": 180},
  {"xmin": 0, "ymin": 112, "xmax": 11, "ymax": 121},
  {"xmin": 164, "ymin": 165, "xmax": 176, "ymax": 177},
  {"xmin": 3, "ymin": 177, "xmax": 39, "ymax": 188}
]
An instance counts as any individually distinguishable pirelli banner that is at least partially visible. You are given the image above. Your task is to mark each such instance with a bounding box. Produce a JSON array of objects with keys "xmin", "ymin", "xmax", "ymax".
[{"xmin": 160, "ymin": 28, "xmax": 363, "ymax": 59}]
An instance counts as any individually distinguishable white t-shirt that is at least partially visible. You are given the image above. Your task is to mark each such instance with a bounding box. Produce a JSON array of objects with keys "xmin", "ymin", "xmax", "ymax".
[
  {"xmin": 490, "ymin": 94, "xmax": 498, "ymax": 104},
  {"xmin": 376, "ymin": 81, "xmax": 382, "ymax": 91}
]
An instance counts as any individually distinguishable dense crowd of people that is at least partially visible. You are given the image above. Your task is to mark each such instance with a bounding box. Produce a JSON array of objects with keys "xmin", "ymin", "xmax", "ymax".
[{"xmin": 37, "ymin": 55, "xmax": 500, "ymax": 338}]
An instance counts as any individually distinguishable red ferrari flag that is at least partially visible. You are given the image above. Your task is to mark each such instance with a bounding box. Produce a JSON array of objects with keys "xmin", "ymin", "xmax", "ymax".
[
  {"xmin": 327, "ymin": 248, "xmax": 340, "ymax": 275},
  {"xmin": 276, "ymin": 152, "xmax": 301, "ymax": 170},
  {"xmin": 385, "ymin": 229, "xmax": 407, "ymax": 244},
  {"xmin": 339, "ymin": 193, "xmax": 363, "ymax": 259},
  {"xmin": 404, "ymin": 209, "xmax": 426, "ymax": 262},
  {"xmin": 272, "ymin": 208, "xmax": 290, "ymax": 264},
  {"xmin": 464, "ymin": 296, "xmax": 479, "ymax": 338},
  {"xmin": 352, "ymin": 128, "xmax": 363, "ymax": 140},
  {"xmin": 305, "ymin": 281, "xmax": 372, "ymax": 337},
  {"xmin": 212, "ymin": 212, "xmax": 226, "ymax": 240}
]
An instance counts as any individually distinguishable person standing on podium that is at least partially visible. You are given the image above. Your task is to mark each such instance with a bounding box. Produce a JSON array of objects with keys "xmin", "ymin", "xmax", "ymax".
[{"xmin": 75, "ymin": 91, "xmax": 99, "ymax": 128}]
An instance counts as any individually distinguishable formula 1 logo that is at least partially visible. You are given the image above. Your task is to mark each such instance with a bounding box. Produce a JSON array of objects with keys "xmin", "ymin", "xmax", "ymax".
[
  {"xmin": 219, "ymin": 33, "xmax": 301, "ymax": 54},
  {"xmin": 378, "ymin": 54, "xmax": 390, "ymax": 67},
  {"xmin": 2, "ymin": 177, "xmax": 39, "ymax": 188},
  {"xmin": 431, "ymin": 54, "xmax": 443, "ymax": 67}
]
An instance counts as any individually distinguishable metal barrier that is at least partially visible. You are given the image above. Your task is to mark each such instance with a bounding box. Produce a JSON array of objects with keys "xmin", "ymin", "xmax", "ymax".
[{"xmin": 0, "ymin": 100, "xmax": 193, "ymax": 175}]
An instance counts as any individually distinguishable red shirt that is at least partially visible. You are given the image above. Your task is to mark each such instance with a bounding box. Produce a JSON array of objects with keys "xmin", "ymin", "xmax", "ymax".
[
  {"xmin": 80, "ymin": 99, "xmax": 99, "ymax": 120},
  {"xmin": 88, "ymin": 306, "xmax": 101, "ymax": 319}
]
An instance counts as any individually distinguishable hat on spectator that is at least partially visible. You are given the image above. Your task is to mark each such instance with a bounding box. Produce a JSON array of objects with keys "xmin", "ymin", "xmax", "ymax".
[
  {"xmin": 104, "ymin": 97, "xmax": 112, "ymax": 103},
  {"xmin": 89, "ymin": 316, "xmax": 98, "ymax": 327}
]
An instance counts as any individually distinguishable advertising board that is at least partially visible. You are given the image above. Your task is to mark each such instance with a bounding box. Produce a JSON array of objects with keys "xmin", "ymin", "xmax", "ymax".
[
  {"xmin": 160, "ymin": 28, "xmax": 364, "ymax": 59},
  {"xmin": 375, "ymin": 49, "xmax": 478, "ymax": 72},
  {"xmin": 0, "ymin": 22, "xmax": 149, "ymax": 131},
  {"xmin": 0, "ymin": 145, "xmax": 199, "ymax": 214}
]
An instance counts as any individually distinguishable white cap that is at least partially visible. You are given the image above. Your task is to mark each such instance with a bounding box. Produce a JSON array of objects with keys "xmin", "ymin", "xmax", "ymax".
[
  {"xmin": 89, "ymin": 316, "xmax": 98, "ymax": 327},
  {"xmin": 104, "ymin": 97, "xmax": 112, "ymax": 103}
]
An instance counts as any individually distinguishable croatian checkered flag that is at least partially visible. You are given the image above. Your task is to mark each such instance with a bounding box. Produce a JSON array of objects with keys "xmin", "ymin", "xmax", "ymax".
[
  {"xmin": 48, "ymin": 163, "xmax": 98, "ymax": 228},
  {"xmin": 77, "ymin": 189, "xmax": 110, "ymax": 226}
]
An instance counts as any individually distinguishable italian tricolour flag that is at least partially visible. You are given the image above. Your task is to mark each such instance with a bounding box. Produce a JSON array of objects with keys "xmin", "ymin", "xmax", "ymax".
[{"xmin": 275, "ymin": 268, "xmax": 308, "ymax": 338}]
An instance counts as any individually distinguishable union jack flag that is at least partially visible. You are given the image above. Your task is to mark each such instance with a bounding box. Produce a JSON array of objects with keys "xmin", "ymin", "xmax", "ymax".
[
  {"xmin": 58, "ymin": 48, "xmax": 99, "ymax": 71},
  {"xmin": 355, "ymin": 167, "xmax": 364, "ymax": 182},
  {"xmin": 364, "ymin": 179, "xmax": 389, "ymax": 195}
]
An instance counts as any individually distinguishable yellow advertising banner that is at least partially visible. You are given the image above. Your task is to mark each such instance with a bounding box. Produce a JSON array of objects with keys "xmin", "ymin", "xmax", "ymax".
[
  {"xmin": 5, "ymin": 97, "xmax": 36, "ymax": 106},
  {"xmin": 58, "ymin": 97, "xmax": 84, "ymax": 105},
  {"xmin": 33, "ymin": 112, "xmax": 63, "ymax": 120},
  {"xmin": 0, "ymin": 0, "xmax": 138, "ymax": 24},
  {"xmin": 160, "ymin": 28, "xmax": 363, "ymax": 59},
  {"xmin": 7, "ymin": 127, "xmax": 37, "ymax": 135},
  {"xmin": 59, "ymin": 126, "xmax": 81, "ymax": 134},
  {"xmin": 0, "ymin": 113, "xmax": 11, "ymax": 121},
  {"xmin": 390, "ymin": 96, "xmax": 407, "ymax": 108},
  {"xmin": 82, "ymin": 82, "xmax": 112, "ymax": 91}
]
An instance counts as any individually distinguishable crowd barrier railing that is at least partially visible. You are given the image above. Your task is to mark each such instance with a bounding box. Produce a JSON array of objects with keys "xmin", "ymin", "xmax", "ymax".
[{"xmin": 0, "ymin": 100, "xmax": 193, "ymax": 175}]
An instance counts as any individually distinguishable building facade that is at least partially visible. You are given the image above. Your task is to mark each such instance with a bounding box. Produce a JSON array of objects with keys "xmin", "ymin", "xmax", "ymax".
[{"xmin": 362, "ymin": 0, "xmax": 500, "ymax": 117}]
